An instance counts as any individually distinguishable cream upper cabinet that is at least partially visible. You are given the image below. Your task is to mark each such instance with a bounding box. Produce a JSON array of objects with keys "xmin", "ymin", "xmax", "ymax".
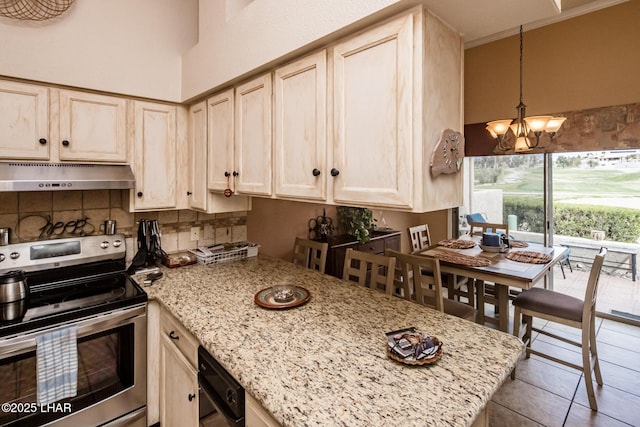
[
  {"xmin": 332, "ymin": 13, "xmax": 414, "ymax": 209},
  {"xmin": 131, "ymin": 101, "xmax": 177, "ymax": 210},
  {"xmin": 0, "ymin": 80, "xmax": 50, "ymax": 160},
  {"xmin": 59, "ymin": 89, "xmax": 128, "ymax": 163},
  {"xmin": 207, "ymin": 89, "xmax": 235, "ymax": 193},
  {"xmin": 189, "ymin": 99, "xmax": 252, "ymax": 213},
  {"xmin": 274, "ymin": 51, "xmax": 327, "ymax": 201},
  {"xmin": 188, "ymin": 101, "xmax": 209, "ymax": 211},
  {"xmin": 235, "ymin": 74, "xmax": 272, "ymax": 196}
]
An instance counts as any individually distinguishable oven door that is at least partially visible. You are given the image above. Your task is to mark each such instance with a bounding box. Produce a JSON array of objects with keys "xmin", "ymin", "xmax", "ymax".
[{"xmin": 0, "ymin": 304, "xmax": 146, "ymax": 427}]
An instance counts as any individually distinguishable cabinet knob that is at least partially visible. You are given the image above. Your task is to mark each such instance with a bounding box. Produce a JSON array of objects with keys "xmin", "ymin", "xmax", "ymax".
[
  {"xmin": 39, "ymin": 138, "xmax": 47, "ymax": 145},
  {"xmin": 62, "ymin": 140, "xmax": 70, "ymax": 146},
  {"xmin": 188, "ymin": 393, "xmax": 196, "ymax": 402},
  {"xmin": 187, "ymin": 191, "xmax": 192, "ymax": 196},
  {"xmin": 224, "ymin": 171, "xmax": 230, "ymax": 177},
  {"xmin": 233, "ymin": 171, "xmax": 239, "ymax": 177},
  {"xmin": 330, "ymin": 168, "xmax": 340, "ymax": 177},
  {"xmin": 312, "ymin": 168, "xmax": 321, "ymax": 177},
  {"xmin": 168, "ymin": 330, "xmax": 179, "ymax": 340},
  {"xmin": 137, "ymin": 191, "xmax": 143, "ymax": 197}
]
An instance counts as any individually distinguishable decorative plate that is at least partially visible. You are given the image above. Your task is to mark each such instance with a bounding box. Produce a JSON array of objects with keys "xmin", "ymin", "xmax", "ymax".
[
  {"xmin": 254, "ymin": 285, "xmax": 311, "ymax": 309},
  {"xmin": 386, "ymin": 329, "xmax": 443, "ymax": 366}
]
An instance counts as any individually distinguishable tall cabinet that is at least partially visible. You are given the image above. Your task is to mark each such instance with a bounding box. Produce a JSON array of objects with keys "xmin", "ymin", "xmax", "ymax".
[
  {"xmin": 131, "ymin": 101, "xmax": 177, "ymax": 210},
  {"xmin": 273, "ymin": 50, "xmax": 327, "ymax": 201},
  {"xmin": 332, "ymin": 14, "xmax": 413, "ymax": 208}
]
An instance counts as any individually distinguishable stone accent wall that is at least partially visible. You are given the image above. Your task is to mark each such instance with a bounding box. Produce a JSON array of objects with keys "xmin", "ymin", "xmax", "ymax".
[{"xmin": 465, "ymin": 102, "xmax": 640, "ymax": 156}]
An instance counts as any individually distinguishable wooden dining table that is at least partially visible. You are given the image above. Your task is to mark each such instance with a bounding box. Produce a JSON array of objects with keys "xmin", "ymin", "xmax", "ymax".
[{"xmin": 420, "ymin": 240, "xmax": 567, "ymax": 332}]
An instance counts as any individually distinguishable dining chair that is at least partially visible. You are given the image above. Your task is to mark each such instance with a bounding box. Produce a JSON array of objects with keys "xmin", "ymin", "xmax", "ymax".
[
  {"xmin": 407, "ymin": 224, "xmax": 474, "ymax": 307},
  {"xmin": 408, "ymin": 224, "xmax": 431, "ymax": 254},
  {"xmin": 558, "ymin": 244, "xmax": 573, "ymax": 279},
  {"xmin": 468, "ymin": 221, "xmax": 509, "ymax": 237},
  {"xmin": 511, "ymin": 248, "xmax": 607, "ymax": 411},
  {"xmin": 342, "ymin": 248, "xmax": 396, "ymax": 295},
  {"xmin": 292, "ymin": 237, "xmax": 329, "ymax": 274},
  {"xmin": 386, "ymin": 249, "xmax": 476, "ymax": 321}
]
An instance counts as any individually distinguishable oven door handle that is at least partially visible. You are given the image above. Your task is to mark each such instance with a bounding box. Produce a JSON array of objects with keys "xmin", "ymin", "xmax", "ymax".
[{"xmin": 0, "ymin": 304, "xmax": 146, "ymax": 358}]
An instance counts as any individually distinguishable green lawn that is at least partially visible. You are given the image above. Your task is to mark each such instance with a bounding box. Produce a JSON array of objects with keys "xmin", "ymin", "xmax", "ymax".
[{"xmin": 476, "ymin": 167, "xmax": 640, "ymax": 199}]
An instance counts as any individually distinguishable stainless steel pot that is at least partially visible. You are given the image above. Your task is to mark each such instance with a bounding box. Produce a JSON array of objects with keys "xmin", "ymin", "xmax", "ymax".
[
  {"xmin": 0, "ymin": 270, "xmax": 28, "ymax": 304},
  {"xmin": 0, "ymin": 298, "xmax": 27, "ymax": 321}
]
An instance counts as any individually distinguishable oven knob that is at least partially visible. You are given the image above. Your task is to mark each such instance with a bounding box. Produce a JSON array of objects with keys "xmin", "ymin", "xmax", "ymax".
[
  {"xmin": 100, "ymin": 241, "xmax": 110, "ymax": 249},
  {"xmin": 10, "ymin": 252, "xmax": 19, "ymax": 260},
  {"xmin": 113, "ymin": 239, "xmax": 122, "ymax": 247},
  {"xmin": 0, "ymin": 254, "xmax": 4, "ymax": 262}
]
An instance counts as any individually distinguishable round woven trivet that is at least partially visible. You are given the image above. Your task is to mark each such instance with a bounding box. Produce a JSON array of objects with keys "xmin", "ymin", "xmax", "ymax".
[
  {"xmin": 437, "ymin": 239, "xmax": 476, "ymax": 249},
  {"xmin": 433, "ymin": 252, "xmax": 491, "ymax": 267},
  {"xmin": 506, "ymin": 250, "xmax": 552, "ymax": 264}
]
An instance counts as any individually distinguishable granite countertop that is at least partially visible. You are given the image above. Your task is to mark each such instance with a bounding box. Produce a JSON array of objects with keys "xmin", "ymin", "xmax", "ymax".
[{"xmin": 142, "ymin": 255, "xmax": 524, "ymax": 427}]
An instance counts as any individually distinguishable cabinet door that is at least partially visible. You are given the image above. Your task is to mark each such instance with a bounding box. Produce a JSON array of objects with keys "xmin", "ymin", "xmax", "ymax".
[
  {"xmin": 132, "ymin": 101, "xmax": 177, "ymax": 210},
  {"xmin": 274, "ymin": 51, "xmax": 327, "ymax": 201},
  {"xmin": 235, "ymin": 74, "xmax": 272, "ymax": 196},
  {"xmin": 160, "ymin": 334, "xmax": 199, "ymax": 427},
  {"xmin": 188, "ymin": 101, "xmax": 208, "ymax": 211},
  {"xmin": 59, "ymin": 90, "xmax": 128, "ymax": 162},
  {"xmin": 332, "ymin": 14, "xmax": 413, "ymax": 208},
  {"xmin": 207, "ymin": 89, "xmax": 235, "ymax": 192},
  {"xmin": 0, "ymin": 80, "xmax": 49, "ymax": 160}
]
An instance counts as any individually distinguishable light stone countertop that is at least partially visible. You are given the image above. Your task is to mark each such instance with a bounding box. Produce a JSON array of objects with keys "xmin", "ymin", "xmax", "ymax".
[{"xmin": 141, "ymin": 255, "xmax": 524, "ymax": 427}]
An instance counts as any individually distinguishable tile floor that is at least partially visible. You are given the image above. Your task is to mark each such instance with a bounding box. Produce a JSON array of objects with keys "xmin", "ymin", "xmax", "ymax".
[{"xmin": 484, "ymin": 266, "xmax": 640, "ymax": 426}]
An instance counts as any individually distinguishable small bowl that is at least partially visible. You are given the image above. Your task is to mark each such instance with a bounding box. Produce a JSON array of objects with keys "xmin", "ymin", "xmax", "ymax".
[
  {"xmin": 272, "ymin": 284, "xmax": 295, "ymax": 303},
  {"xmin": 480, "ymin": 244, "xmax": 507, "ymax": 253}
]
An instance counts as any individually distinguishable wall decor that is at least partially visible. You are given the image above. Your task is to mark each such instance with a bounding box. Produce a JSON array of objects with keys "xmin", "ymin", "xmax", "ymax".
[{"xmin": 431, "ymin": 128, "xmax": 464, "ymax": 177}]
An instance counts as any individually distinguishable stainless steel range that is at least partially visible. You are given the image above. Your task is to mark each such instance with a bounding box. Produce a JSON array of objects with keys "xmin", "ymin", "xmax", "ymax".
[{"xmin": 0, "ymin": 234, "xmax": 147, "ymax": 427}]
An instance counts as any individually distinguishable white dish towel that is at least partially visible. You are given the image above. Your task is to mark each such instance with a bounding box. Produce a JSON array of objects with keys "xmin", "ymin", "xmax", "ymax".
[{"xmin": 35, "ymin": 325, "xmax": 78, "ymax": 405}]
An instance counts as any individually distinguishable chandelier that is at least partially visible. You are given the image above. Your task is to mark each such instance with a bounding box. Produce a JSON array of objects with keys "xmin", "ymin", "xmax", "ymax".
[{"xmin": 486, "ymin": 26, "xmax": 566, "ymax": 152}]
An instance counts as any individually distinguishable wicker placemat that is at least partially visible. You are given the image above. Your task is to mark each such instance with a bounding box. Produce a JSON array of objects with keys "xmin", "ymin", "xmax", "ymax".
[
  {"xmin": 509, "ymin": 240, "xmax": 529, "ymax": 248},
  {"xmin": 437, "ymin": 239, "xmax": 476, "ymax": 249},
  {"xmin": 506, "ymin": 250, "xmax": 552, "ymax": 264},
  {"xmin": 432, "ymin": 251, "xmax": 492, "ymax": 267}
]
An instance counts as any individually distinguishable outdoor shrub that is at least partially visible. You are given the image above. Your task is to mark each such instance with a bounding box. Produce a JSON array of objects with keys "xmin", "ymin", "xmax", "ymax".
[{"xmin": 504, "ymin": 198, "xmax": 640, "ymax": 243}]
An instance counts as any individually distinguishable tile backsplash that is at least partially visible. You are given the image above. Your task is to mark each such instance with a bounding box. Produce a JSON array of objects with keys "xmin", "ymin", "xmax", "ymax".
[{"xmin": 0, "ymin": 190, "xmax": 247, "ymax": 256}]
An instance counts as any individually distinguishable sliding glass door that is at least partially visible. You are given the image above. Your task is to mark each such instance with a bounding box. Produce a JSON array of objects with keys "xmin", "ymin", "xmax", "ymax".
[{"xmin": 466, "ymin": 149, "xmax": 640, "ymax": 324}]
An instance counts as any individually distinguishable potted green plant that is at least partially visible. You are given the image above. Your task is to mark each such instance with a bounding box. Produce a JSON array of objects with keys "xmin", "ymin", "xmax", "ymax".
[{"xmin": 337, "ymin": 206, "xmax": 376, "ymax": 243}]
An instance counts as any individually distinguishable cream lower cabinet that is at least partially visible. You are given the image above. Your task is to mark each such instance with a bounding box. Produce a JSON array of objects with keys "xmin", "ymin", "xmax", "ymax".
[
  {"xmin": 0, "ymin": 80, "xmax": 50, "ymax": 160},
  {"xmin": 246, "ymin": 392, "xmax": 281, "ymax": 427},
  {"xmin": 158, "ymin": 307, "xmax": 200, "ymax": 427},
  {"xmin": 273, "ymin": 50, "xmax": 327, "ymax": 201},
  {"xmin": 131, "ymin": 101, "xmax": 178, "ymax": 210},
  {"xmin": 58, "ymin": 89, "xmax": 128, "ymax": 163}
]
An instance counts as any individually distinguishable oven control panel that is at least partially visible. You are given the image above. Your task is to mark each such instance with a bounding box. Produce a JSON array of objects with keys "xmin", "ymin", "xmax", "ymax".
[{"xmin": 0, "ymin": 234, "xmax": 127, "ymax": 272}]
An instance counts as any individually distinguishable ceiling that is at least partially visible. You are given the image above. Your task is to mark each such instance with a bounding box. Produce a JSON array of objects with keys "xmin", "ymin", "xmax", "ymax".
[{"xmin": 423, "ymin": 0, "xmax": 630, "ymax": 48}]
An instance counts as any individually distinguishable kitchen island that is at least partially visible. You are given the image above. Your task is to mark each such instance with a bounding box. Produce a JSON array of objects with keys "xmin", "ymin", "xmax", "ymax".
[{"xmin": 143, "ymin": 255, "xmax": 524, "ymax": 426}]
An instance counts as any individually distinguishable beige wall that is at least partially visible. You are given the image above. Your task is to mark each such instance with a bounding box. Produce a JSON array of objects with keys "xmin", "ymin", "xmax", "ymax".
[
  {"xmin": 246, "ymin": 198, "xmax": 448, "ymax": 261},
  {"xmin": 181, "ymin": 0, "xmax": 416, "ymax": 100},
  {"xmin": 465, "ymin": 0, "xmax": 640, "ymax": 124},
  {"xmin": 0, "ymin": 0, "xmax": 198, "ymax": 102}
]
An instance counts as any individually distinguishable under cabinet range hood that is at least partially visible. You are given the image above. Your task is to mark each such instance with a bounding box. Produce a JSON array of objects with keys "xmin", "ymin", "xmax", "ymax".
[{"xmin": 0, "ymin": 162, "xmax": 135, "ymax": 191}]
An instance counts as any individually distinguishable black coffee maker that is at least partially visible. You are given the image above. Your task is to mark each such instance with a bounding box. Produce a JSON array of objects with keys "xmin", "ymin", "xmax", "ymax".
[{"xmin": 127, "ymin": 219, "xmax": 167, "ymax": 273}]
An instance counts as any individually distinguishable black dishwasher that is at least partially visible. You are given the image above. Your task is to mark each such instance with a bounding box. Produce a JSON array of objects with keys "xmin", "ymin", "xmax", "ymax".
[{"xmin": 198, "ymin": 346, "xmax": 245, "ymax": 426}]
